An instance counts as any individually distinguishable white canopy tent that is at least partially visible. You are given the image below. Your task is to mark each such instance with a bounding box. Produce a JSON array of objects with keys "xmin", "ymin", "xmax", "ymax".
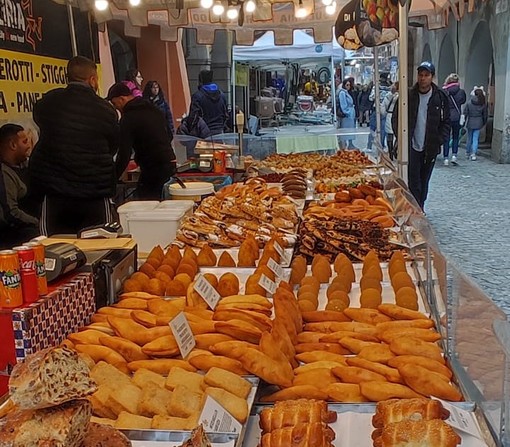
[{"xmin": 232, "ymin": 30, "xmax": 349, "ymax": 127}]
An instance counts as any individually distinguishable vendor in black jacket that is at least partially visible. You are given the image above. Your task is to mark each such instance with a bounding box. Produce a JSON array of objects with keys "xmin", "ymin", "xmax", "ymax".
[
  {"xmin": 392, "ymin": 62, "xmax": 450, "ymax": 210},
  {"xmin": 107, "ymin": 83, "xmax": 176, "ymax": 200},
  {"xmin": 30, "ymin": 56, "xmax": 119, "ymax": 236}
]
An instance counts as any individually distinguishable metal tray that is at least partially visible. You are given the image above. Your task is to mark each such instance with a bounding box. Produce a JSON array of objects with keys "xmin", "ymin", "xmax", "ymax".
[{"xmin": 122, "ymin": 430, "xmax": 238, "ymax": 446}]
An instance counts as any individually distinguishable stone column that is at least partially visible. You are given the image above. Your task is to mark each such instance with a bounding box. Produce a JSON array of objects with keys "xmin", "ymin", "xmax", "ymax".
[{"xmin": 210, "ymin": 29, "xmax": 233, "ymax": 104}]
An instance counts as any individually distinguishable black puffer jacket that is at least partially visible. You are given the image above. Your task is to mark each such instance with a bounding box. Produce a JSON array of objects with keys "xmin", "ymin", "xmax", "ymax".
[
  {"xmin": 392, "ymin": 83, "xmax": 450, "ymax": 162},
  {"xmin": 115, "ymin": 97, "xmax": 176, "ymax": 188},
  {"xmin": 30, "ymin": 83, "xmax": 119, "ymax": 199},
  {"xmin": 190, "ymin": 84, "xmax": 228, "ymax": 135}
]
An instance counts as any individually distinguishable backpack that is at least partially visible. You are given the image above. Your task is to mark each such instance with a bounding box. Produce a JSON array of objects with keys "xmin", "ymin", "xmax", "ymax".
[{"xmin": 177, "ymin": 114, "xmax": 211, "ymax": 139}]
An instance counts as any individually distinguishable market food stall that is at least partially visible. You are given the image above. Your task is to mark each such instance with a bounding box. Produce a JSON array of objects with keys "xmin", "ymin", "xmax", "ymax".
[{"xmin": 1, "ymin": 146, "xmax": 509, "ymax": 447}]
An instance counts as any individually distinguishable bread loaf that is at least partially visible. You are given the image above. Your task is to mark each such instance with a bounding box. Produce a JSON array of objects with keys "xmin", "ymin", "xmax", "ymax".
[
  {"xmin": 9, "ymin": 347, "xmax": 96, "ymax": 410},
  {"xmin": 0, "ymin": 399, "xmax": 91, "ymax": 447},
  {"xmin": 260, "ymin": 422, "xmax": 335, "ymax": 447},
  {"xmin": 82, "ymin": 422, "xmax": 132, "ymax": 447}
]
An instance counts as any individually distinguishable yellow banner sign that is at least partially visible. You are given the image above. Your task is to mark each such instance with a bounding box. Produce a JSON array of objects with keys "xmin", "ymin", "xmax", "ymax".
[{"xmin": 0, "ymin": 48, "xmax": 67, "ymax": 120}]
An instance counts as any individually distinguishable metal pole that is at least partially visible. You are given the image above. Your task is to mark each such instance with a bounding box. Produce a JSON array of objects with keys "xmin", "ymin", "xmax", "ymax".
[
  {"xmin": 66, "ymin": 1, "xmax": 78, "ymax": 57},
  {"xmin": 373, "ymin": 46, "xmax": 381, "ymax": 147},
  {"xmin": 398, "ymin": 1, "xmax": 409, "ymax": 182},
  {"xmin": 331, "ymin": 57, "xmax": 337, "ymax": 126}
]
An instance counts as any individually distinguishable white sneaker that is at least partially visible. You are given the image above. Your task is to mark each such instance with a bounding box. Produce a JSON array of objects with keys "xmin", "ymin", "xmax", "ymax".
[
  {"xmin": 443, "ymin": 159, "xmax": 449, "ymax": 166},
  {"xmin": 451, "ymin": 155, "xmax": 457, "ymax": 163},
  {"xmin": 471, "ymin": 154, "xmax": 477, "ymax": 161}
]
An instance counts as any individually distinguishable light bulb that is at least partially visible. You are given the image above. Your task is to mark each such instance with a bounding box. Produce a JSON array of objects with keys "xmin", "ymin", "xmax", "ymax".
[
  {"xmin": 129, "ymin": 0, "xmax": 141, "ymax": 5},
  {"xmin": 245, "ymin": 0, "xmax": 256, "ymax": 12},
  {"xmin": 201, "ymin": 0, "xmax": 214, "ymax": 8},
  {"xmin": 226, "ymin": 7, "xmax": 239, "ymax": 18},
  {"xmin": 325, "ymin": 1, "xmax": 336, "ymax": 14},
  {"xmin": 322, "ymin": 0, "xmax": 333, "ymax": 5},
  {"xmin": 212, "ymin": 2, "xmax": 225, "ymax": 14},
  {"xmin": 95, "ymin": 0, "xmax": 109, "ymax": 10},
  {"xmin": 295, "ymin": 6, "xmax": 309, "ymax": 17}
]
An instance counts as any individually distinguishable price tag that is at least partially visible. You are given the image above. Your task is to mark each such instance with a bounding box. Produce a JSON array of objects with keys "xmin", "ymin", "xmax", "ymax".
[
  {"xmin": 437, "ymin": 399, "xmax": 483, "ymax": 439},
  {"xmin": 199, "ymin": 395, "xmax": 242, "ymax": 434},
  {"xmin": 193, "ymin": 274, "xmax": 221, "ymax": 310},
  {"xmin": 169, "ymin": 312, "xmax": 196, "ymax": 359},
  {"xmin": 273, "ymin": 241, "xmax": 289, "ymax": 265},
  {"xmin": 259, "ymin": 274, "xmax": 277, "ymax": 295},
  {"xmin": 267, "ymin": 257, "xmax": 284, "ymax": 279}
]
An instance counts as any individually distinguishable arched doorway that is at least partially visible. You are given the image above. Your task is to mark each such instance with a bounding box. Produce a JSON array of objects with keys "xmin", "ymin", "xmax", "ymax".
[
  {"xmin": 438, "ymin": 35, "xmax": 456, "ymax": 86},
  {"xmin": 422, "ymin": 44, "xmax": 432, "ymax": 64},
  {"xmin": 465, "ymin": 20, "xmax": 494, "ymax": 144}
]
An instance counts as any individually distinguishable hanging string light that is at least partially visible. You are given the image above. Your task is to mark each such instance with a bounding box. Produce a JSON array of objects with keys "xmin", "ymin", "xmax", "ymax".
[
  {"xmin": 201, "ymin": 0, "xmax": 214, "ymax": 8},
  {"xmin": 295, "ymin": 0, "xmax": 309, "ymax": 18},
  {"xmin": 244, "ymin": 0, "xmax": 256, "ymax": 12},
  {"xmin": 94, "ymin": 0, "xmax": 109, "ymax": 10},
  {"xmin": 322, "ymin": 0, "xmax": 333, "ymax": 6},
  {"xmin": 325, "ymin": 1, "xmax": 337, "ymax": 14},
  {"xmin": 212, "ymin": 1, "xmax": 225, "ymax": 15},
  {"xmin": 129, "ymin": 0, "xmax": 141, "ymax": 5},
  {"xmin": 227, "ymin": 6, "xmax": 239, "ymax": 18}
]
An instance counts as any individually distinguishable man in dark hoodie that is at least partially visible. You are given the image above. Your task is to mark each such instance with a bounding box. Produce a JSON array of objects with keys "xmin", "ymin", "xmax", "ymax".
[
  {"xmin": 392, "ymin": 62, "xmax": 450, "ymax": 210},
  {"xmin": 107, "ymin": 83, "xmax": 176, "ymax": 200},
  {"xmin": 190, "ymin": 70, "xmax": 228, "ymax": 135}
]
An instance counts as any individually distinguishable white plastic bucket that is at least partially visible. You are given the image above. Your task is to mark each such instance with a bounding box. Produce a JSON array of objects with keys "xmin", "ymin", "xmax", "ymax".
[
  {"xmin": 117, "ymin": 201, "xmax": 159, "ymax": 233},
  {"xmin": 168, "ymin": 182, "xmax": 214, "ymax": 203},
  {"xmin": 127, "ymin": 209, "xmax": 185, "ymax": 254},
  {"xmin": 156, "ymin": 200, "xmax": 194, "ymax": 216}
]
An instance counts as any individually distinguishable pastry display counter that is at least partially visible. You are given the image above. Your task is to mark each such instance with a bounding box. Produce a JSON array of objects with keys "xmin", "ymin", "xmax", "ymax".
[{"xmin": 1, "ymin": 144, "xmax": 509, "ymax": 447}]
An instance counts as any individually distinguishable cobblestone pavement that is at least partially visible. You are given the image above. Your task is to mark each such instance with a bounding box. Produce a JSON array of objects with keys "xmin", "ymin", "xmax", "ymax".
[{"xmin": 426, "ymin": 153, "xmax": 510, "ymax": 315}]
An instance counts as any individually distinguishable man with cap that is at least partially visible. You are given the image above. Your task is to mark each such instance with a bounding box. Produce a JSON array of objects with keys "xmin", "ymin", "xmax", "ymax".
[
  {"xmin": 392, "ymin": 61, "xmax": 450, "ymax": 210},
  {"xmin": 107, "ymin": 83, "xmax": 176, "ymax": 200},
  {"xmin": 30, "ymin": 56, "xmax": 119, "ymax": 236}
]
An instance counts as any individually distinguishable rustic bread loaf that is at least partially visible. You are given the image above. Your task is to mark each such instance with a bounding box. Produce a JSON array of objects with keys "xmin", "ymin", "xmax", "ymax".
[
  {"xmin": 0, "ymin": 399, "xmax": 91, "ymax": 447},
  {"xmin": 9, "ymin": 347, "xmax": 97, "ymax": 410},
  {"xmin": 82, "ymin": 422, "xmax": 132, "ymax": 447}
]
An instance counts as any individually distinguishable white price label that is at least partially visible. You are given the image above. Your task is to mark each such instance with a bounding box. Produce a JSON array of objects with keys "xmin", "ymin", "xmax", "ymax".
[
  {"xmin": 273, "ymin": 241, "xmax": 284, "ymax": 257},
  {"xmin": 199, "ymin": 396, "xmax": 242, "ymax": 434},
  {"xmin": 438, "ymin": 399, "xmax": 483, "ymax": 439},
  {"xmin": 169, "ymin": 312, "xmax": 196, "ymax": 359},
  {"xmin": 267, "ymin": 257, "xmax": 284, "ymax": 278},
  {"xmin": 259, "ymin": 274, "xmax": 277, "ymax": 295},
  {"xmin": 193, "ymin": 274, "xmax": 221, "ymax": 310}
]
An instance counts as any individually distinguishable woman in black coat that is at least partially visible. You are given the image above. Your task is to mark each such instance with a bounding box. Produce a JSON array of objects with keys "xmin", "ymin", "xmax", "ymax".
[{"xmin": 143, "ymin": 81, "xmax": 175, "ymax": 137}]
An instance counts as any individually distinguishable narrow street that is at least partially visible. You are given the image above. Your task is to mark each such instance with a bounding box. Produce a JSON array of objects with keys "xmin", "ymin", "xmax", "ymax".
[{"xmin": 426, "ymin": 153, "xmax": 510, "ymax": 315}]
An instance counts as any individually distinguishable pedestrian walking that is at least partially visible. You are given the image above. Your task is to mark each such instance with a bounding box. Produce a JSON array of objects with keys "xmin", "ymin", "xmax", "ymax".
[
  {"xmin": 382, "ymin": 81, "xmax": 399, "ymax": 160},
  {"xmin": 338, "ymin": 78, "xmax": 357, "ymax": 150},
  {"xmin": 464, "ymin": 87, "xmax": 488, "ymax": 161},
  {"xmin": 392, "ymin": 61, "xmax": 450, "ymax": 210},
  {"xmin": 357, "ymin": 85, "xmax": 372, "ymax": 126},
  {"xmin": 442, "ymin": 73, "xmax": 466, "ymax": 165},
  {"xmin": 123, "ymin": 68, "xmax": 143, "ymax": 97}
]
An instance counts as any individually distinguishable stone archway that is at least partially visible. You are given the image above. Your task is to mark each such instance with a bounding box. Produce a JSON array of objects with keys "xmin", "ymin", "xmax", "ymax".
[
  {"xmin": 438, "ymin": 35, "xmax": 456, "ymax": 86},
  {"xmin": 465, "ymin": 21, "xmax": 493, "ymax": 96},
  {"xmin": 422, "ymin": 44, "xmax": 432, "ymax": 64}
]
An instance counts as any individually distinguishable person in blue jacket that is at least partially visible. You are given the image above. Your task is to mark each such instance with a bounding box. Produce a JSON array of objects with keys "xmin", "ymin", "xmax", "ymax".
[
  {"xmin": 338, "ymin": 78, "xmax": 357, "ymax": 149},
  {"xmin": 189, "ymin": 70, "xmax": 228, "ymax": 136}
]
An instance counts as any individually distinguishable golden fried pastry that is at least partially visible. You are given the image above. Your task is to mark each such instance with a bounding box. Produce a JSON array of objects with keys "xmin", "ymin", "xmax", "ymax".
[
  {"xmin": 360, "ymin": 288, "xmax": 383, "ymax": 309},
  {"xmin": 360, "ymin": 276, "xmax": 382, "ymax": 292},
  {"xmin": 260, "ymin": 386, "xmax": 329, "ymax": 402},
  {"xmin": 326, "ymin": 383, "xmax": 368, "ymax": 402},
  {"xmin": 295, "ymin": 343, "xmax": 350, "ymax": 355},
  {"xmin": 301, "ymin": 310, "xmax": 350, "ymax": 323},
  {"xmin": 293, "ymin": 368, "xmax": 338, "ymax": 389},
  {"xmin": 217, "ymin": 251, "xmax": 236, "ymax": 267},
  {"xmin": 398, "ymin": 364, "xmax": 462, "ymax": 401},
  {"xmin": 339, "ymin": 337, "xmax": 379, "ymax": 354},
  {"xmin": 363, "ymin": 265, "xmax": 383, "ymax": 282},
  {"xmin": 391, "ymin": 271, "xmax": 414, "ymax": 291},
  {"xmin": 376, "ymin": 319, "xmax": 435, "ymax": 332},
  {"xmin": 320, "ymin": 331, "xmax": 378, "ymax": 344},
  {"xmin": 387, "ymin": 355, "xmax": 452, "ymax": 380},
  {"xmin": 331, "ymin": 276, "xmax": 352, "ymax": 293},
  {"xmin": 311, "ymin": 256, "xmax": 332, "ymax": 284},
  {"xmin": 378, "ymin": 304, "xmax": 429, "ymax": 320},
  {"xmin": 359, "ymin": 381, "xmax": 423, "ymax": 401},
  {"xmin": 389, "ymin": 337, "xmax": 444, "ymax": 364},
  {"xmin": 358, "ymin": 344, "xmax": 396, "ymax": 364},
  {"xmin": 238, "ymin": 237, "xmax": 258, "ymax": 267},
  {"xmin": 197, "ymin": 245, "xmax": 217, "ymax": 266},
  {"xmin": 331, "ymin": 365, "xmax": 386, "ymax": 384},
  {"xmin": 334, "ymin": 254, "xmax": 355, "ymax": 283},
  {"xmin": 289, "ymin": 256, "xmax": 308, "ymax": 286},
  {"xmin": 245, "ymin": 274, "xmax": 267, "ymax": 296},
  {"xmin": 344, "ymin": 308, "xmax": 391, "ymax": 325},
  {"xmin": 217, "ymin": 272, "xmax": 240, "ymax": 297},
  {"xmin": 379, "ymin": 328, "xmax": 441, "ymax": 344},
  {"xmin": 346, "ymin": 357, "xmax": 402, "ymax": 383}
]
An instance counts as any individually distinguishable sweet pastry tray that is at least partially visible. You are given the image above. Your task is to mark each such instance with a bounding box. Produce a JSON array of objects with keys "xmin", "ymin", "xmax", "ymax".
[
  {"xmin": 126, "ymin": 432, "xmax": 238, "ymax": 447},
  {"xmin": 181, "ymin": 248, "xmax": 295, "ymax": 268},
  {"xmin": 242, "ymin": 402, "xmax": 489, "ymax": 447}
]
